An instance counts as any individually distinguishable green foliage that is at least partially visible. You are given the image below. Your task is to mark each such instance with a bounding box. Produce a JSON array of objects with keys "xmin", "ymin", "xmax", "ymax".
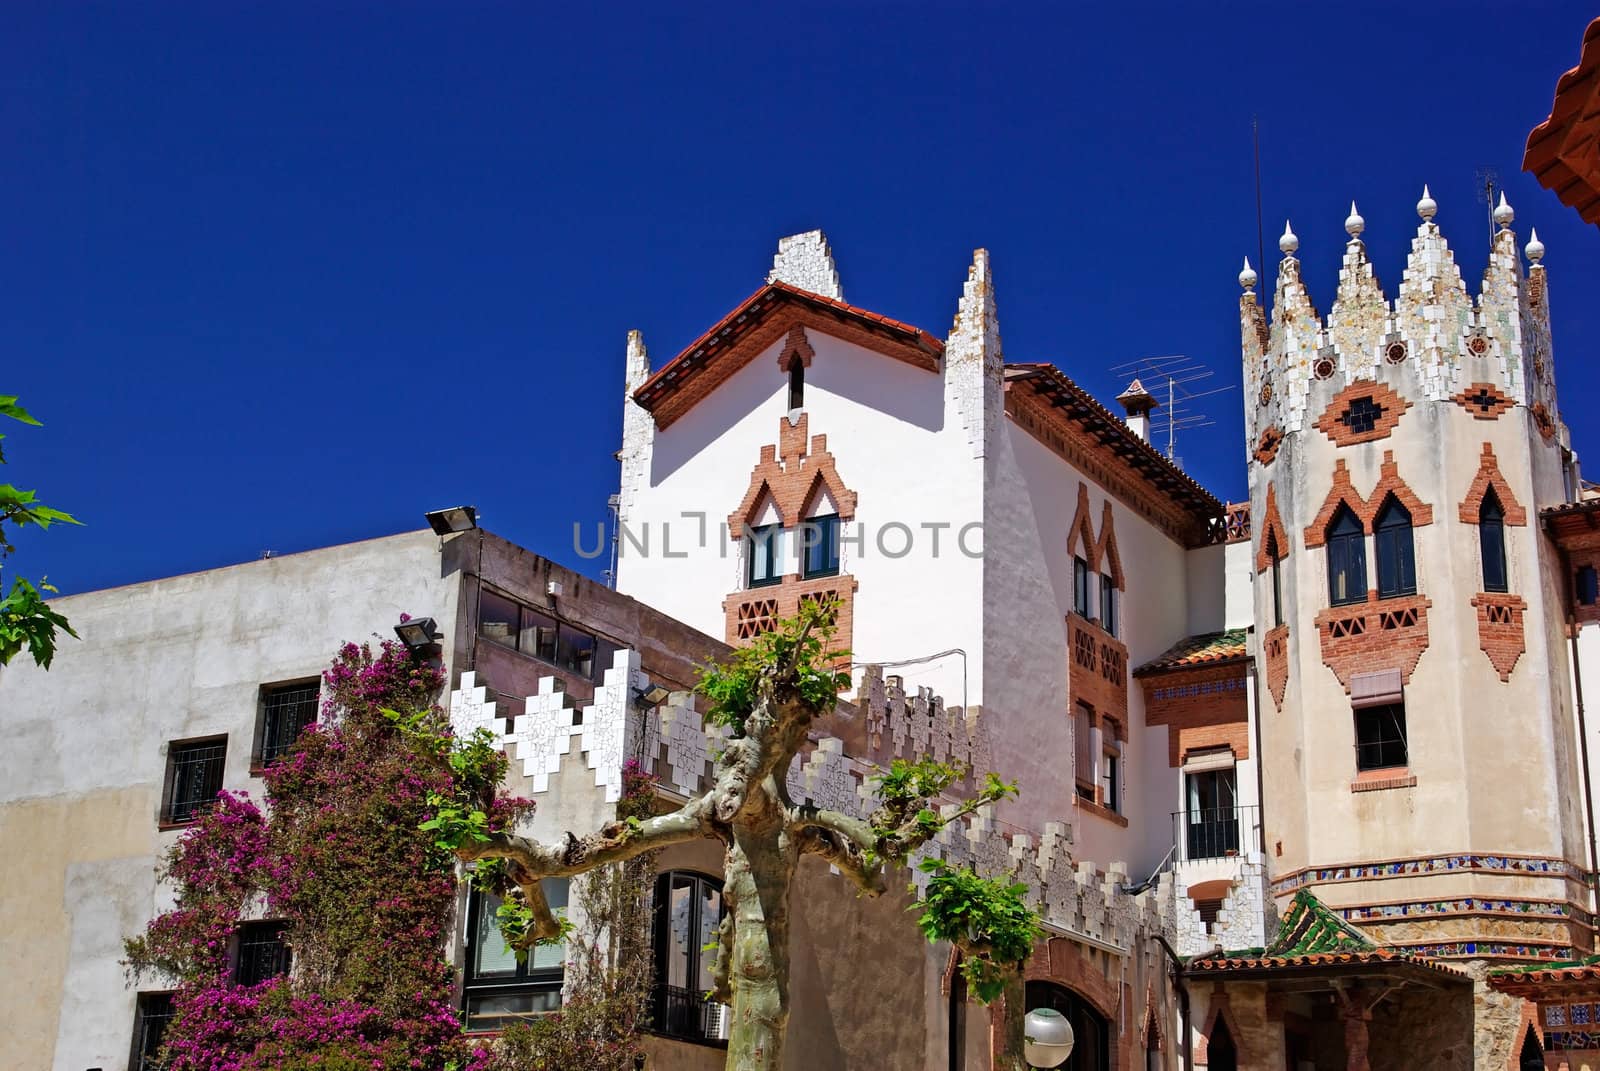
[
  {"xmin": 0, "ymin": 395, "xmax": 82, "ymax": 669},
  {"xmin": 911, "ymin": 859, "xmax": 1041, "ymax": 1004},
  {"xmin": 695, "ymin": 600, "xmax": 850, "ymax": 732}
]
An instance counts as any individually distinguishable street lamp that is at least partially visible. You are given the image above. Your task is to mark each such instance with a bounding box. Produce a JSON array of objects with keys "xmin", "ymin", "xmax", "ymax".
[{"xmin": 1024, "ymin": 1007, "xmax": 1075, "ymax": 1069}]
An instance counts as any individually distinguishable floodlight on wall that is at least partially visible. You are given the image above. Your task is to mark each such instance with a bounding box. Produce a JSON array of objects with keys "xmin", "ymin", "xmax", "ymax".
[
  {"xmin": 633, "ymin": 682, "xmax": 671, "ymax": 709},
  {"xmin": 1023, "ymin": 1007, "xmax": 1075, "ymax": 1069},
  {"xmin": 394, "ymin": 616, "xmax": 441, "ymax": 655},
  {"xmin": 424, "ymin": 505, "xmax": 478, "ymax": 535}
]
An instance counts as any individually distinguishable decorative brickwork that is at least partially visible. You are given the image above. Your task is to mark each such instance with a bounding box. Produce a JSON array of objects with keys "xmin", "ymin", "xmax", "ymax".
[
  {"xmin": 1313, "ymin": 592, "xmax": 1432, "ymax": 692},
  {"xmin": 727, "ymin": 413, "xmax": 858, "ymax": 538},
  {"xmin": 1453, "ymin": 382, "xmax": 1515, "ymax": 420},
  {"xmin": 1023, "ymin": 939, "xmax": 1124, "ymax": 1069},
  {"xmin": 1472, "ymin": 593, "xmax": 1529, "ymax": 681},
  {"xmin": 774, "ymin": 322, "xmax": 815, "ymax": 371},
  {"xmin": 1459, "ymin": 443, "xmax": 1529, "ymax": 526},
  {"xmin": 1304, "ymin": 453, "xmax": 1434, "ymax": 547},
  {"xmin": 1065, "ymin": 483, "xmax": 1125, "ymax": 588},
  {"xmin": 722, "ymin": 575, "xmax": 858, "ymax": 653},
  {"xmin": 1263, "ymin": 624, "xmax": 1289, "ymax": 709},
  {"xmin": 1255, "ymin": 483, "xmax": 1289, "ymax": 573},
  {"xmin": 1532, "ymin": 401, "xmax": 1557, "ymax": 442},
  {"xmin": 1254, "ymin": 425, "xmax": 1284, "ymax": 465},
  {"xmin": 1351, "ymin": 771, "xmax": 1418, "ymax": 792},
  {"xmin": 1139, "ymin": 665, "xmax": 1249, "ymax": 768},
  {"xmin": 1068, "ymin": 613, "xmax": 1128, "ymax": 719},
  {"xmin": 1313, "ymin": 380, "xmax": 1414, "ymax": 447}
]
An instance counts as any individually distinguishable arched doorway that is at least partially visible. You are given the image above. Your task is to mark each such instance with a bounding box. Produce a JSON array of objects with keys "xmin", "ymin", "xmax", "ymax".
[
  {"xmin": 1025, "ymin": 981, "xmax": 1111, "ymax": 1071},
  {"xmin": 1520, "ymin": 1025, "xmax": 1545, "ymax": 1071},
  {"xmin": 1206, "ymin": 1017, "xmax": 1238, "ymax": 1071}
]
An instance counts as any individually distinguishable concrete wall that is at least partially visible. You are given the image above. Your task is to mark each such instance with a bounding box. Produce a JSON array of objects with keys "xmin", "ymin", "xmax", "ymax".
[{"xmin": 0, "ymin": 529, "xmax": 462, "ymax": 1071}]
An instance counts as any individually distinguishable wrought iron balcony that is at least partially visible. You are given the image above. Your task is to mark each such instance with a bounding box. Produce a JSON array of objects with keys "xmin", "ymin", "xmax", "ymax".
[
  {"xmin": 1172, "ymin": 804, "xmax": 1259, "ymax": 862},
  {"xmin": 651, "ymin": 983, "xmax": 730, "ymax": 1046}
]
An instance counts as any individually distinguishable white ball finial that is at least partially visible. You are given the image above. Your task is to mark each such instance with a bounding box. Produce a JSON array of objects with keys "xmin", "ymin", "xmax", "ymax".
[
  {"xmin": 1279, "ymin": 220, "xmax": 1299, "ymax": 256},
  {"xmin": 1239, "ymin": 257, "xmax": 1258, "ymax": 289},
  {"xmin": 1494, "ymin": 192, "xmax": 1515, "ymax": 228},
  {"xmin": 1526, "ymin": 227, "xmax": 1545, "ymax": 263},
  {"xmin": 1417, "ymin": 184, "xmax": 1437, "ymax": 220},
  {"xmin": 1345, "ymin": 201, "xmax": 1365, "ymax": 238}
]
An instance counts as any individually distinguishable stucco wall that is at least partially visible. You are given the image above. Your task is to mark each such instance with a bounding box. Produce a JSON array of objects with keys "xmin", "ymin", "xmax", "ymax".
[{"xmin": 0, "ymin": 529, "xmax": 461, "ymax": 1071}]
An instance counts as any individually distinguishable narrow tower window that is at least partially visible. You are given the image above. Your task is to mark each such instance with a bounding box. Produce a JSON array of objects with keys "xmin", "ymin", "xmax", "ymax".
[
  {"xmin": 1267, "ymin": 531, "xmax": 1283, "ymax": 626},
  {"xmin": 1326, "ymin": 505, "xmax": 1366, "ymax": 607},
  {"xmin": 1374, "ymin": 496, "xmax": 1416, "ymax": 598},
  {"xmin": 787, "ymin": 356, "xmax": 804, "ymax": 411},
  {"xmin": 1480, "ymin": 491, "xmax": 1508, "ymax": 593}
]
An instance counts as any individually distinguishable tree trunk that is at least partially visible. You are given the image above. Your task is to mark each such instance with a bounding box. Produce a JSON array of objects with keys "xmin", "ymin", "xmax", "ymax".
[
  {"xmin": 723, "ymin": 812, "xmax": 795, "ymax": 1071},
  {"xmin": 988, "ymin": 970, "xmax": 1029, "ymax": 1071}
]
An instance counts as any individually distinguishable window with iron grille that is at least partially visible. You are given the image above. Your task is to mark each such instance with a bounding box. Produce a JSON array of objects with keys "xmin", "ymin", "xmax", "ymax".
[
  {"xmin": 257, "ymin": 682, "xmax": 318, "ymax": 766},
  {"xmin": 130, "ymin": 991, "xmax": 175, "ymax": 1071},
  {"xmin": 234, "ymin": 920, "xmax": 291, "ymax": 986},
  {"xmin": 163, "ymin": 737, "xmax": 227, "ymax": 824},
  {"xmin": 1355, "ymin": 703, "xmax": 1408, "ymax": 771},
  {"xmin": 652, "ymin": 871, "xmax": 729, "ymax": 1045},
  {"xmin": 463, "ymin": 881, "xmax": 568, "ymax": 1031}
]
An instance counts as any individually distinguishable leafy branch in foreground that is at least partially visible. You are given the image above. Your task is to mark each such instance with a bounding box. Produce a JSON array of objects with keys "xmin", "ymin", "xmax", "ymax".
[{"xmin": 0, "ymin": 394, "xmax": 82, "ymax": 668}]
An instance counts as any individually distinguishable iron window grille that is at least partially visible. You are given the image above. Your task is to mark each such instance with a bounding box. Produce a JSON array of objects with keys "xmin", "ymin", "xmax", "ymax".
[
  {"xmin": 234, "ymin": 920, "xmax": 291, "ymax": 986},
  {"xmin": 258, "ymin": 682, "xmax": 319, "ymax": 766},
  {"xmin": 651, "ymin": 871, "xmax": 729, "ymax": 1045},
  {"xmin": 1355, "ymin": 703, "xmax": 1408, "ymax": 771},
  {"xmin": 163, "ymin": 738, "xmax": 227, "ymax": 824},
  {"xmin": 1325, "ymin": 505, "xmax": 1367, "ymax": 607},
  {"xmin": 131, "ymin": 991, "xmax": 175, "ymax": 1071},
  {"xmin": 801, "ymin": 514, "xmax": 840, "ymax": 579},
  {"xmin": 747, "ymin": 524, "xmax": 782, "ymax": 588},
  {"xmin": 1374, "ymin": 496, "xmax": 1417, "ymax": 598},
  {"xmin": 463, "ymin": 882, "xmax": 568, "ymax": 1032},
  {"xmin": 1480, "ymin": 493, "xmax": 1508, "ymax": 593}
]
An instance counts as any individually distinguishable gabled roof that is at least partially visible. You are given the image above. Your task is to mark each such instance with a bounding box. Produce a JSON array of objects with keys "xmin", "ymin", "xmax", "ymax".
[
  {"xmin": 1004, "ymin": 363, "xmax": 1224, "ymax": 545},
  {"xmin": 1186, "ymin": 891, "xmax": 1469, "ymax": 982},
  {"xmin": 1524, "ymin": 17, "xmax": 1600, "ymax": 226},
  {"xmin": 1134, "ymin": 628, "xmax": 1248, "ymax": 676},
  {"xmin": 632, "ymin": 282, "xmax": 943, "ymax": 429}
]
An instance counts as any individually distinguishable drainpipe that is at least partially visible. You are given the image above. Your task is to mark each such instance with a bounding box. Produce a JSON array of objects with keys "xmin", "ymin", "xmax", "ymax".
[
  {"xmin": 1248, "ymin": 654, "xmax": 1270, "ymax": 935},
  {"xmin": 1154, "ymin": 934, "xmax": 1191, "ymax": 1071},
  {"xmin": 1555, "ymin": 538, "xmax": 1600, "ymax": 916}
]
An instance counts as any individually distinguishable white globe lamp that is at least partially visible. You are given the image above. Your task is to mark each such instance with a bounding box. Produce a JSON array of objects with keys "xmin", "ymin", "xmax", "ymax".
[{"xmin": 1024, "ymin": 1007, "xmax": 1075, "ymax": 1068}]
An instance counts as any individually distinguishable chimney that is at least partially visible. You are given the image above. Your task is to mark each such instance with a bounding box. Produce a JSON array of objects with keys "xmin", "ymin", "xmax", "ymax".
[{"xmin": 1116, "ymin": 378, "xmax": 1159, "ymax": 442}]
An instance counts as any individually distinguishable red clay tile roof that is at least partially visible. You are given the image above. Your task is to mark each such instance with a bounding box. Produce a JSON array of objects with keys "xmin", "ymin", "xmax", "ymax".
[
  {"xmin": 1489, "ymin": 960, "xmax": 1600, "ymax": 998},
  {"xmin": 632, "ymin": 282, "xmax": 943, "ymax": 428},
  {"xmin": 1524, "ymin": 17, "xmax": 1600, "ymax": 226},
  {"xmin": 1134, "ymin": 628, "xmax": 1248, "ymax": 676},
  {"xmin": 1186, "ymin": 948, "xmax": 1469, "ymax": 981}
]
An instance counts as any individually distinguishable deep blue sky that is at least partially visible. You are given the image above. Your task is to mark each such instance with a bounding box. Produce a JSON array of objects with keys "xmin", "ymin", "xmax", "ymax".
[{"xmin": 5, "ymin": 2, "xmax": 1596, "ymax": 596}]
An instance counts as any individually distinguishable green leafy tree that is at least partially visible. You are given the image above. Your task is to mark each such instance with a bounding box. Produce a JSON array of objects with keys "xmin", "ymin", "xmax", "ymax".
[
  {"xmin": 405, "ymin": 604, "xmax": 1041, "ymax": 1071},
  {"xmin": 0, "ymin": 394, "xmax": 81, "ymax": 668}
]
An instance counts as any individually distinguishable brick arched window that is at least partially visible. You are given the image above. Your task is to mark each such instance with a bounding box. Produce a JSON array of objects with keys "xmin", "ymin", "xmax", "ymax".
[
  {"xmin": 1267, "ymin": 530, "xmax": 1283, "ymax": 626},
  {"xmin": 1374, "ymin": 496, "xmax": 1416, "ymax": 599},
  {"xmin": 787, "ymin": 355, "xmax": 804, "ymax": 411},
  {"xmin": 1480, "ymin": 490, "xmax": 1508, "ymax": 593},
  {"xmin": 1326, "ymin": 505, "xmax": 1367, "ymax": 606}
]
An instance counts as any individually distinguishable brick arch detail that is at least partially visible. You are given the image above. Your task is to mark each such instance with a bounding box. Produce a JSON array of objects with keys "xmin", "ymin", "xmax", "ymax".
[
  {"xmin": 1507, "ymin": 1001, "xmax": 1544, "ymax": 1071},
  {"xmin": 1313, "ymin": 379, "xmax": 1414, "ymax": 447},
  {"xmin": 1459, "ymin": 443, "xmax": 1528, "ymax": 526},
  {"xmin": 1303, "ymin": 452, "xmax": 1434, "ymax": 548},
  {"xmin": 1019, "ymin": 939, "xmax": 1124, "ymax": 1070},
  {"xmin": 775, "ymin": 323, "xmax": 815, "ymax": 371},
  {"xmin": 1142, "ymin": 983, "xmax": 1164, "ymax": 1052},
  {"xmin": 1195, "ymin": 988, "xmax": 1243, "ymax": 1066},
  {"xmin": 1066, "ymin": 483, "xmax": 1125, "ymax": 590},
  {"xmin": 727, "ymin": 413, "xmax": 858, "ymax": 538},
  {"xmin": 1255, "ymin": 482, "xmax": 1290, "ymax": 574}
]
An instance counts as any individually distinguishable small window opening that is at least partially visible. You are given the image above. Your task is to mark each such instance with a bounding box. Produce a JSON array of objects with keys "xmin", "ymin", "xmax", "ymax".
[
  {"xmin": 788, "ymin": 357, "xmax": 804, "ymax": 411},
  {"xmin": 1355, "ymin": 702, "xmax": 1408, "ymax": 771}
]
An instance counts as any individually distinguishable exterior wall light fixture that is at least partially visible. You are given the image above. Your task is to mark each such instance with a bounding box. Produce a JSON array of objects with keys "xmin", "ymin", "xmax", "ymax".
[{"xmin": 424, "ymin": 506, "xmax": 478, "ymax": 535}]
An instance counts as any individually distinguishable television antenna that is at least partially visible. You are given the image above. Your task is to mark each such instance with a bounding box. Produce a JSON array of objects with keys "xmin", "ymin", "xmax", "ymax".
[
  {"xmin": 1474, "ymin": 167, "xmax": 1500, "ymax": 251},
  {"xmin": 1107, "ymin": 355, "xmax": 1233, "ymax": 468}
]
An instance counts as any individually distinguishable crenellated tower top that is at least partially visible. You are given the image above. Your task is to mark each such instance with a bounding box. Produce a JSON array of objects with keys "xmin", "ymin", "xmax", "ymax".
[{"xmin": 1240, "ymin": 189, "xmax": 1559, "ymax": 452}]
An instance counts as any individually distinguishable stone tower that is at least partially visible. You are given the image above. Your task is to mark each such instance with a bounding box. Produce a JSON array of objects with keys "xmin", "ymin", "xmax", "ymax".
[{"xmin": 1239, "ymin": 190, "xmax": 1589, "ymax": 966}]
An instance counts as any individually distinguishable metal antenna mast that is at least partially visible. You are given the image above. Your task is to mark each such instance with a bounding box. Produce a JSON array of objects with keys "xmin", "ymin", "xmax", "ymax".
[
  {"xmin": 1475, "ymin": 167, "xmax": 1500, "ymax": 252},
  {"xmin": 1108, "ymin": 355, "xmax": 1234, "ymax": 468}
]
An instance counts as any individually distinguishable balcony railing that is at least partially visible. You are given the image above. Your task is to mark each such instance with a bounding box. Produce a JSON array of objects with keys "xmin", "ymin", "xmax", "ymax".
[
  {"xmin": 651, "ymin": 984, "xmax": 730, "ymax": 1046},
  {"xmin": 1172, "ymin": 804, "xmax": 1260, "ymax": 862}
]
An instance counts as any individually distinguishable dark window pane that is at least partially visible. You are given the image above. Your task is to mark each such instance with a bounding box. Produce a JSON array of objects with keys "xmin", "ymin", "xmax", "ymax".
[
  {"xmin": 652, "ymin": 871, "xmax": 730, "ymax": 1044},
  {"xmin": 788, "ymin": 358, "xmax": 804, "ymax": 410},
  {"xmin": 802, "ymin": 515, "xmax": 840, "ymax": 579},
  {"xmin": 520, "ymin": 607, "xmax": 558, "ymax": 662},
  {"xmin": 1073, "ymin": 558, "xmax": 1090, "ymax": 616},
  {"xmin": 1327, "ymin": 506, "xmax": 1367, "ymax": 606},
  {"xmin": 234, "ymin": 921, "xmax": 291, "ymax": 986},
  {"xmin": 133, "ymin": 992, "xmax": 175, "ymax": 1071},
  {"xmin": 478, "ymin": 589, "xmax": 521, "ymax": 649},
  {"xmin": 1375, "ymin": 498, "xmax": 1416, "ymax": 598},
  {"xmin": 592, "ymin": 638, "xmax": 623, "ymax": 684},
  {"xmin": 748, "ymin": 524, "xmax": 781, "ymax": 587},
  {"xmin": 260, "ymin": 683, "xmax": 318, "ymax": 765},
  {"xmin": 1355, "ymin": 704, "xmax": 1408, "ymax": 770},
  {"xmin": 166, "ymin": 740, "xmax": 226, "ymax": 823},
  {"xmin": 1580, "ymin": 566, "xmax": 1599, "ymax": 606},
  {"xmin": 557, "ymin": 626, "xmax": 595, "ymax": 678},
  {"xmin": 1100, "ymin": 576, "xmax": 1117, "ymax": 635}
]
